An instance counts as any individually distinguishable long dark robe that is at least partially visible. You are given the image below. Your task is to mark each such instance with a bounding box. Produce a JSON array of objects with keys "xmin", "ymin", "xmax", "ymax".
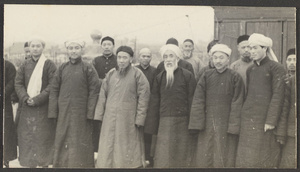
[
  {"xmin": 4, "ymin": 60, "xmax": 18, "ymax": 162},
  {"xmin": 144, "ymin": 67, "xmax": 196, "ymax": 168},
  {"xmin": 136, "ymin": 64, "xmax": 157, "ymax": 162},
  {"xmin": 278, "ymin": 76, "xmax": 296, "ymax": 168},
  {"xmin": 235, "ymin": 56, "xmax": 286, "ymax": 168},
  {"xmin": 188, "ymin": 68, "xmax": 244, "ymax": 167},
  {"xmin": 14, "ymin": 57, "xmax": 57, "ymax": 167},
  {"xmin": 48, "ymin": 58, "xmax": 100, "ymax": 168}
]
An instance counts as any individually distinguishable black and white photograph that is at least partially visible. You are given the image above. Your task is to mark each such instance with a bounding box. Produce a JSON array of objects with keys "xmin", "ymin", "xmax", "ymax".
[{"xmin": 2, "ymin": 4, "xmax": 297, "ymax": 169}]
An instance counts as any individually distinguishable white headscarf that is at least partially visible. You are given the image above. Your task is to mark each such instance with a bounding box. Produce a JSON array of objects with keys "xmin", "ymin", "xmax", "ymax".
[
  {"xmin": 248, "ymin": 33, "xmax": 278, "ymax": 62},
  {"xmin": 160, "ymin": 44, "xmax": 182, "ymax": 59},
  {"xmin": 209, "ymin": 44, "xmax": 232, "ymax": 57}
]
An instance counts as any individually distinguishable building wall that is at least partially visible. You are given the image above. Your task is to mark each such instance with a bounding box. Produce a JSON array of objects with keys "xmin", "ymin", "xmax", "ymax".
[{"xmin": 213, "ymin": 7, "xmax": 296, "ymax": 67}]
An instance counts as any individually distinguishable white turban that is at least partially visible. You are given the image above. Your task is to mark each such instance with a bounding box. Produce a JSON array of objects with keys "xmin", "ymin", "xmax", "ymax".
[
  {"xmin": 160, "ymin": 44, "xmax": 182, "ymax": 59},
  {"xmin": 248, "ymin": 33, "xmax": 272, "ymax": 47},
  {"xmin": 248, "ymin": 33, "xmax": 278, "ymax": 62},
  {"xmin": 209, "ymin": 44, "xmax": 232, "ymax": 57},
  {"xmin": 65, "ymin": 39, "xmax": 85, "ymax": 48}
]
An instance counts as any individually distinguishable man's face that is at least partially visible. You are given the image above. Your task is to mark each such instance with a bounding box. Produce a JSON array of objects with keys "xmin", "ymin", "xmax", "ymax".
[
  {"xmin": 238, "ymin": 40, "xmax": 251, "ymax": 60},
  {"xmin": 212, "ymin": 51, "xmax": 229, "ymax": 70},
  {"xmin": 117, "ymin": 51, "xmax": 132, "ymax": 69},
  {"xmin": 24, "ymin": 47, "xmax": 31, "ymax": 59},
  {"xmin": 29, "ymin": 40, "xmax": 44, "ymax": 57},
  {"xmin": 182, "ymin": 41, "xmax": 194, "ymax": 58},
  {"xmin": 102, "ymin": 40, "xmax": 114, "ymax": 56},
  {"xmin": 67, "ymin": 43, "xmax": 83, "ymax": 60},
  {"xmin": 249, "ymin": 44, "xmax": 267, "ymax": 61},
  {"xmin": 139, "ymin": 52, "xmax": 152, "ymax": 67},
  {"xmin": 286, "ymin": 54, "xmax": 296, "ymax": 71},
  {"xmin": 163, "ymin": 50, "xmax": 178, "ymax": 68}
]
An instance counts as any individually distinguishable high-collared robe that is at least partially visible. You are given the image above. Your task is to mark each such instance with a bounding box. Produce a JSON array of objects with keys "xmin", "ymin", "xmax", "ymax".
[
  {"xmin": 189, "ymin": 68, "xmax": 244, "ymax": 167},
  {"xmin": 144, "ymin": 67, "xmax": 196, "ymax": 168},
  {"xmin": 48, "ymin": 58, "xmax": 100, "ymax": 167},
  {"xmin": 235, "ymin": 56, "xmax": 286, "ymax": 168},
  {"xmin": 94, "ymin": 65, "xmax": 150, "ymax": 168}
]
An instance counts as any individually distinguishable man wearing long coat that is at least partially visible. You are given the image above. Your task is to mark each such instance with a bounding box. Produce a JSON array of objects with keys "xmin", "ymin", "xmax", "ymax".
[
  {"xmin": 230, "ymin": 35, "xmax": 253, "ymax": 87},
  {"xmin": 92, "ymin": 36, "xmax": 117, "ymax": 152},
  {"xmin": 189, "ymin": 44, "xmax": 244, "ymax": 167},
  {"xmin": 144, "ymin": 44, "xmax": 196, "ymax": 168},
  {"xmin": 14, "ymin": 39, "xmax": 57, "ymax": 167},
  {"xmin": 94, "ymin": 46, "xmax": 150, "ymax": 168},
  {"xmin": 277, "ymin": 48, "xmax": 296, "ymax": 168},
  {"xmin": 235, "ymin": 33, "xmax": 286, "ymax": 168},
  {"xmin": 181, "ymin": 39, "xmax": 204, "ymax": 80},
  {"xmin": 135, "ymin": 47, "xmax": 157, "ymax": 166},
  {"xmin": 48, "ymin": 40, "xmax": 100, "ymax": 167},
  {"xmin": 156, "ymin": 38, "xmax": 194, "ymax": 76},
  {"xmin": 4, "ymin": 60, "xmax": 18, "ymax": 167}
]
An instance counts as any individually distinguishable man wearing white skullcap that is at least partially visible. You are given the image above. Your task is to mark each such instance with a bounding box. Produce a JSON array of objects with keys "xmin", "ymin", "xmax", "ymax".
[
  {"xmin": 144, "ymin": 44, "xmax": 196, "ymax": 168},
  {"xmin": 155, "ymin": 38, "xmax": 194, "ymax": 77},
  {"xmin": 15, "ymin": 38, "xmax": 57, "ymax": 168},
  {"xmin": 236, "ymin": 33, "xmax": 286, "ymax": 168},
  {"xmin": 189, "ymin": 43, "xmax": 244, "ymax": 167},
  {"xmin": 49, "ymin": 38, "xmax": 100, "ymax": 167}
]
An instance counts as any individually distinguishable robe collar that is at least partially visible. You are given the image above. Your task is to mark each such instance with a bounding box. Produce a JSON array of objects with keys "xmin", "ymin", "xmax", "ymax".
[
  {"xmin": 254, "ymin": 56, "xmax": 269, "ymax": 66},
  {"xmin": 69, "ymin": 57, "xmax": 82, "ymax": 64},
  {"xmin": 215, "ymin": 66, "xmax": 228, "ymax": 73},
  {"xmin": 102, "ymin": 53, "xmax": 114, "ymax": 59},
  {"xmin": 139, "ymin": 64, "xmax": 150, "ymax": 70}
]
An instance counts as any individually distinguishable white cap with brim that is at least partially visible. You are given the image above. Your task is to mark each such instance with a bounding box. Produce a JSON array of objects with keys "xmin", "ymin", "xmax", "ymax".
[
  {"xmin": 209, "ymin": 44, "xmax": 232, "ymax": 57},
  {"xmin": 248, "ymin": 33, "xmax": 278, "ymax": 62}
]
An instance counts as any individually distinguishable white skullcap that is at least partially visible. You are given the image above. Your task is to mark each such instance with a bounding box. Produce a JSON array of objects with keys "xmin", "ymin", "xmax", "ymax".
[
  {"xmin": 65, "ymin": 39, "xmax": 85, "ymax": 48},
  {"xmin": 209, "ymin": 44, "xmax": 232, "ymax": 57},
  {"xmin": 160, "ymin": 44, "xmax": 182, "ymax": 59},
  {"xmin": 248, "ymin": 33, "xmax": 273, "ymax": 47}
]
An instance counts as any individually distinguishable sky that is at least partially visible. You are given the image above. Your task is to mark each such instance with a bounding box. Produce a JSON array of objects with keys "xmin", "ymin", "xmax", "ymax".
[{"xmin": 4, "ymin": 5, "xmax": 214, "ymax": 48}]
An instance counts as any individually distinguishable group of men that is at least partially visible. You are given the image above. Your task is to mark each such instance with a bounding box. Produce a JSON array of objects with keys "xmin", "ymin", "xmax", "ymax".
[{"xmin": 3, "ymin": 32, "xmax": 296, "ymax": 168}]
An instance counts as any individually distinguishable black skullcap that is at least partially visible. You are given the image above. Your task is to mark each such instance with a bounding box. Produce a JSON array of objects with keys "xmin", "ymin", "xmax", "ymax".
[
  {"xmin": 116, "ymin": 46, "xmax": 134, "ymax": 57},
  {"xmin": 24, "ymin": 42, "xmax": 29, "ymax": 48},
  {"xmin": 101, "ymin": 36, "xmax": 115, "ymax": 45},
  {"xmin": 237, "ymin": 35, "xmax": 250, "ymax": 45},
  {"xmin": 287, "ymin": 48, "xmax": 295, "ymax": 57},
  {"xmin": 166, "ymin": 37, "xmax": 178, "ymax": 46},
  {"xmin": 183, "ymin": 39, "xmax": 194, "ymax": 45},
  {"xmin": 207, "ymin": 40, "xmax": 219, "ymax": 53}
]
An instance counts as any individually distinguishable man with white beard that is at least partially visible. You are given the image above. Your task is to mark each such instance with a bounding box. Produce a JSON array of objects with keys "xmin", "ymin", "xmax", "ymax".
[{"xmin": 144, "ymin": 44, "xmax": 196, "ymax": 168}]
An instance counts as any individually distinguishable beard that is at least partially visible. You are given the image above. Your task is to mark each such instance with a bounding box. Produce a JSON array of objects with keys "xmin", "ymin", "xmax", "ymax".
[
  {"xmin": 183, "ymin": 50, "xmax": 192, "ymax": 59},
  {"xmin": 241, "ymin": 52, "xmax": 252, "ymax": 62},
  {"xmin": 164, "ymin": 61, "xmax": 178, "ymax": 88}
]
